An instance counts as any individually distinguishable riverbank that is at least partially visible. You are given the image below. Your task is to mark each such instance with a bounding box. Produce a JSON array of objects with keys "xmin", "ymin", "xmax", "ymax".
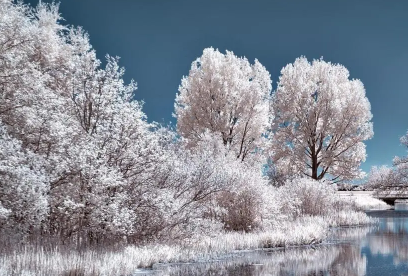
[
  {"xmin": 0, "ymin": 210, "xmax": 375, "ymax": 276},
  {"xmin": 337, "ymin": 191, "xmax": 391, "ymax": 210}
]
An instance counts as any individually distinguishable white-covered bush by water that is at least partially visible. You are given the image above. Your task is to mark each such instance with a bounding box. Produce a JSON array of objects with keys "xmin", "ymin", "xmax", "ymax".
[
  {"xmin": 214, "ymin": 162, "xmax": 282, "ymax": 232},
  {"xmin": 279, "ymin": 177, "xmax": 338, "ymax": 218},
  {"xmin": 278, "ymin": 177, "xmax": 374, "ymax": 226}
]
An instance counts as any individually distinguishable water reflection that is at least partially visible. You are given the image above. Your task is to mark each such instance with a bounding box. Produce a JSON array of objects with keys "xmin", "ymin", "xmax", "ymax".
[
  {"xmin": 156, "ymin": 246, "xmax": 354, "ymax": 276},
  {"xmin": 395, "ymin": 202, "xmax": 408, "ymax": 211},
  {"xmin": 149, "ymin": 211, "xmax": 408, "ymax": 276}
]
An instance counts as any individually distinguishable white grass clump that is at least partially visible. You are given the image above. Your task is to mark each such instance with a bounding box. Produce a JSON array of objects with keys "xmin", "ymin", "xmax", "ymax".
[{"xmin": 324, "ymin": 210, "xmax": 374, "ymax": 227}]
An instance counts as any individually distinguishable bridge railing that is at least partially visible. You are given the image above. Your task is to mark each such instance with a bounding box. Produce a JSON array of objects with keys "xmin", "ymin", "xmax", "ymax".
[{"xmin": 374, "ymin": 190, "xmax": 408, "ymax": 199}]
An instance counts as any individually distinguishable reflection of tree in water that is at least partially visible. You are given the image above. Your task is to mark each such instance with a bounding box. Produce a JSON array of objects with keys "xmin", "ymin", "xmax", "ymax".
[
  {"xmin": 377, "ymin": 217, "xmax": 408, "ymax": 234},
  {"xmin": 271, "ymin": 246, "xmax": 341, "ymax": 275},
  {"xmin": 366, "ymin": 216, "xmax": 408, "ymax": 265},
  {"xmin": 328, "ymin": 245, "xmax": 366, "ymax": 276},
  {"xmin": 327, "ymin": 226, "xmax": 372, "ymax": 242},
  {"xmin": 367, "ymin": 233, "xmax": 408, "ymax": 264},
  {"xmin": 153, "ymin": 215, "xmax": 408, "ymax": 275},
  {"xmin": 159, "ymin": 245, "xmax": 366, "ymax": 276}
]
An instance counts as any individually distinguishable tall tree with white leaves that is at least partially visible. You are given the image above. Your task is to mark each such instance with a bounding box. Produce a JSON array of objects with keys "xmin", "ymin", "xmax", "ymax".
[
  {"xmin": 366, "ymin": 165, "xmax": 392, "ymax": 190},
  {"xmin": 175, "ymin": 48, "xmax": 272, "ymax": 164},
  {"xmin": 271, "ymin": 57, "xmax": 373, "ymax": 182}
]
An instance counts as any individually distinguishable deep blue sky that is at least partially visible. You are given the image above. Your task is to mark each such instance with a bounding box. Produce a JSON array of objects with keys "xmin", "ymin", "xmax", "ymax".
[{"xmin": 25, "ymin": 0, "xmax": 408, "ymax": 173}]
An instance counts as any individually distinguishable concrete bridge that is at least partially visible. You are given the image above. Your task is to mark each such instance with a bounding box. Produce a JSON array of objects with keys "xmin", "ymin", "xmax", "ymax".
[
  {"xmin": 372, "ymin": 191, "xmax": 408, "ymax": 205},
  {"xmin": 337, "ymin": 190, "xmax": 408, "ymax": 205}
]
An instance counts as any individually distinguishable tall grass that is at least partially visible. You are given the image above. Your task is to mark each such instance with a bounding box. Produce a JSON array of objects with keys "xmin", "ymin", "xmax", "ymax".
[
  {"xmin": 0, "ymin": 216, "xmax": 374, "ymax": 276},
  {"xmin": 0, "ymin": 218, "xmax": 329, "ymax": 276}
]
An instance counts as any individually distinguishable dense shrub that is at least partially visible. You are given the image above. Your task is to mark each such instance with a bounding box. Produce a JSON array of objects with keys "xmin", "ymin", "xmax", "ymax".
[
  {"xmin": 279, "ymin": 178, "xmax": 342, "ymax": 218},
  {"xmin": 217, "ymin": 188, "xmax": 262, "ymax": 232}
]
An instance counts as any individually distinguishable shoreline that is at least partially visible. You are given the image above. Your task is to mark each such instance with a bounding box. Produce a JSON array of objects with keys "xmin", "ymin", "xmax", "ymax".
[
  {"xmin": 146, "ymin": 216, "xmax": 381, "ymax": 274},
  {"xmin": 0, "ymin": 210, "xmax": 379, "ymax": 276}
]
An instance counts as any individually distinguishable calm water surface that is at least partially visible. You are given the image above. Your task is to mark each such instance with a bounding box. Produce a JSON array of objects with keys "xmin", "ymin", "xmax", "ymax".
[{"xmin": 139, "ymin": 210, "xmax": 408, "ymax": 276}]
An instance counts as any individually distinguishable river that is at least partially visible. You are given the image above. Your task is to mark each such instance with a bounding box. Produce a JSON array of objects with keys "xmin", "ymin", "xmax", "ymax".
[{"xmin": 138, "ymin": 209, "xmax": 408, "ymax": 276}]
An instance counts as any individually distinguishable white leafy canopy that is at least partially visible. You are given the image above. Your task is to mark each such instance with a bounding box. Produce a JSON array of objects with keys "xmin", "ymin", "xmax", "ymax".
[{"xmin": 271, "ymin": 57, "xmax": 373, "ymax": 182}]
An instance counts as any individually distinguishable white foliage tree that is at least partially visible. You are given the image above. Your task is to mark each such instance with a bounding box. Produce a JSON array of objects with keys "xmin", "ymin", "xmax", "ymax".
[
  {"xmin": 374, "ymin": 133, "xmax": 408, "ymax": 195},
  {"xmin": 393, "ymin": 132, "xmax": 408, "ymax": 185},
  {"xmin": 271, "ymin": 57, "xmax": 373, "ymax": 182},
  {"xmin": 46, "ymin": 43, "xmax": 166, "ymax": 241},
  {"xmin": 0, "ymin": 122, "xmax": 49, "ymax": 235},
  {"xmin": 175, "ymin": 48, "xmax": 272, "ymax": 164},
  {"xmin": 366, "ymin": 165, "xmax": 392, "ymax": 190},
  {"xmin": 0, "ymin": 0, "xmax": 168, "ymax": 242}
]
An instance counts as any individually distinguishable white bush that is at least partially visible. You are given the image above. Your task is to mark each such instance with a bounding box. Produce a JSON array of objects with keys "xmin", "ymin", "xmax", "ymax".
[
  {"xmin": 277, "ymin": 177, "xmax": 375, "ymax": 227},
  {"xmin": 279, "ymin": 177, "xmax": 338, "ymax": 218}
]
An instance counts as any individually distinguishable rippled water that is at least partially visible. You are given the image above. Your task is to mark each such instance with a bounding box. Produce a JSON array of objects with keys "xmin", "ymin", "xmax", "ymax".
[{"xmin": 139, "ymin": 210, "xmax": 408, "ymax": 276}]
